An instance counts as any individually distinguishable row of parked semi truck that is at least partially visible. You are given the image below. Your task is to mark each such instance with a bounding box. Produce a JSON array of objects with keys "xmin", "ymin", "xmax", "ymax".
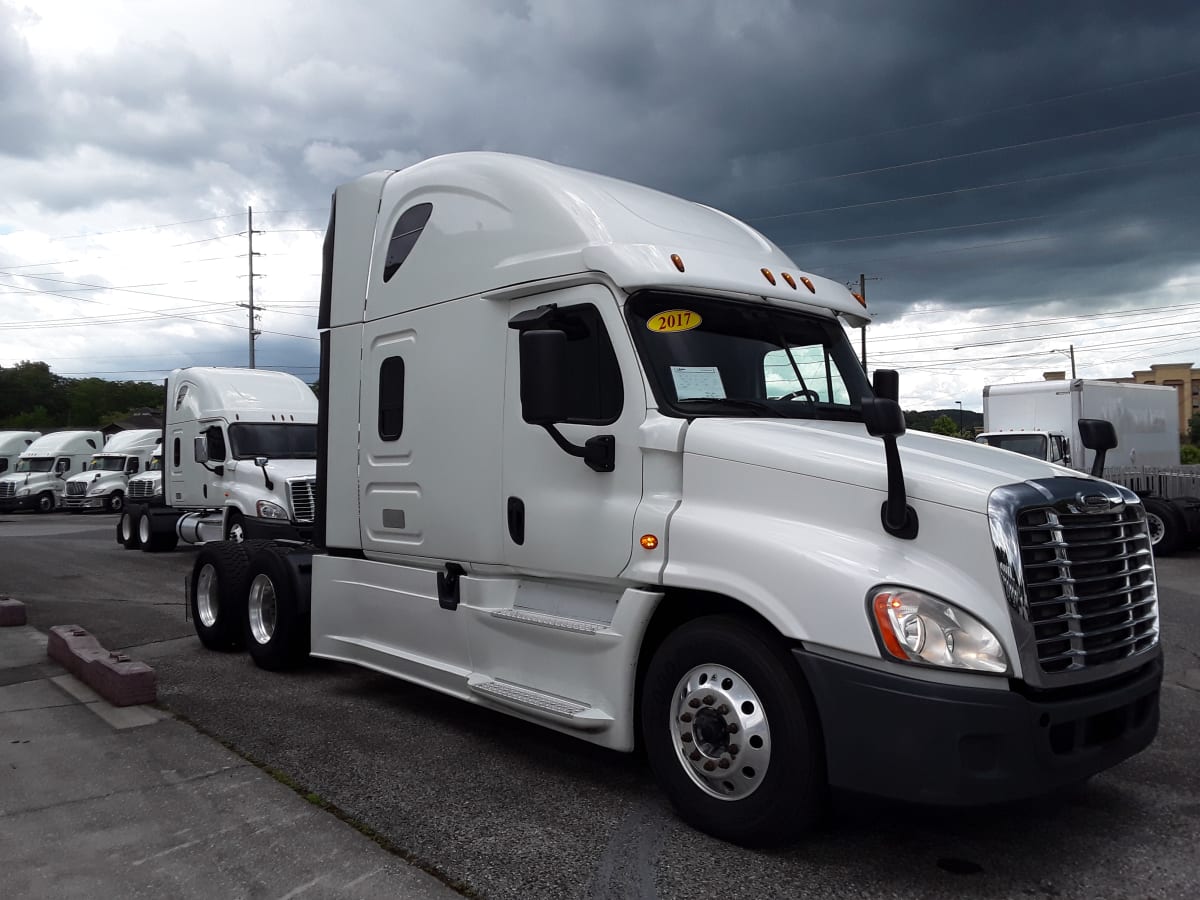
[{"xmin": 0, "ymin": 366, "xmax": 319, "ymax": 555}]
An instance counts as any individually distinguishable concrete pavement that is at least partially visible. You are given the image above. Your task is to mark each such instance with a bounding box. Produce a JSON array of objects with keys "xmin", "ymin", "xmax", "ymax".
[{"xmin": 0, "ymin": 625, "xmax": 465, "ymax": 900}]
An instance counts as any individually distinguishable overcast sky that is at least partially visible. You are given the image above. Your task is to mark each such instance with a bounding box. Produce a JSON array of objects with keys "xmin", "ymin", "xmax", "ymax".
[{"xmin": 2, "ymin": 0, "xmax": 1199, "ymax": 410}]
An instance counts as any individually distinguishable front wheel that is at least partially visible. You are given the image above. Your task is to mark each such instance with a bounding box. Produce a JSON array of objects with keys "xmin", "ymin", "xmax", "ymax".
[
  {"xmin": 640, "ymin": 615, "xmax": 827, "ymax": 847},
  {"xmin": 106, "ymin": 491, "xmax": 125, "ymax": 513},
  {"xmin": 225, "ymin": 510, "xmax": 246, "ymax": 542},
  {"xmin": 1144, "ymin": 497, "xmax": 1183, "ymax": 556},
  {"xmin": 35, "ymin": 492, "xmax": 55, "ymax": 514},
  {"xmin": 244, "ymin": 544, "xmax": 309, "ymax": 671}
]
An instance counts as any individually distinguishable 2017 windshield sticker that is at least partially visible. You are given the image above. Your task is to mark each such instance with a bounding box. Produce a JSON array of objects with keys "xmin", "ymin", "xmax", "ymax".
[
  {"xmin": 671, "ymin": 366, "xmax": 725, "ymax": 400},
  {"xmin": 647, "ymin": 309, "xmax": 701, "ymax": 333}
]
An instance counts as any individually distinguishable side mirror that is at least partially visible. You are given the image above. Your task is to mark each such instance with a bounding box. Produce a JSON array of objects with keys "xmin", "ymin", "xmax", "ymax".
[
  {"xmin": 862, "ymin": 397, "xmax": 906, "ymax": 438},
  {"xmin": 519, "ymin": 330, "xmax": 569, "ymax": 425},
  {"xmin": 193, "ymin": 436, "xmax": 209, "ymax": 464},
  {"xmin": 1078, "ymin": 418, "xmax": 1117, "ymax": 477},
  {"xmin": 872, "ymin": 369, "xmax": 899, "ymax": 404}
]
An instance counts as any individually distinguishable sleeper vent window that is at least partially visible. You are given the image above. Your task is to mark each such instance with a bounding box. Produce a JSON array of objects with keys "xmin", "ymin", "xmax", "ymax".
[
  {"xmin": 383, "ymin": 203, "xmax": 433, "ymax": 282},
  {"xmin": 378, "ymin": 356, "xmax": 406, "ymax": 441}
]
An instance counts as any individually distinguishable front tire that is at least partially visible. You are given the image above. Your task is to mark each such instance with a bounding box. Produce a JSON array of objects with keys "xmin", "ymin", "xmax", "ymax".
[
  {"xmin": 190, "ymin": 542, "xmax": 260, "ymax": 651},
  {"xmin": 640, "ymin": 615, "xmax": 827, "ymax": 847},
  {"xmin": 244, "ymin": 544, "xmax": 309, "ymax": 671},
  {"xmin": 1144, "ymin": 497, "xmax": 1183, "ymax": 556},
  {"xmin": 225, "ymin": 510, "xmax": 246, "ymax": 542},
  {"xmin": 106, "ymin": 491, "xmax": 125, "ymax": 513},
  {"xmin": 35, "ymin": 492, "xmax": 55, "ymax": 514}
]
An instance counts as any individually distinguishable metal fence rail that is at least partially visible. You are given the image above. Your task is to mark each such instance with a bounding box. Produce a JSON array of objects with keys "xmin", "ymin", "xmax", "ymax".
[{"xmin": 1104, "ymin": 466, "xmax": 1200, "ymax": 500}]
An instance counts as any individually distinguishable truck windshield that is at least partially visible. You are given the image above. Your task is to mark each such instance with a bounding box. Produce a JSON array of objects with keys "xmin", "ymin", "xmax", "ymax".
[
  {"xmin": 977, "ymin": 433, "xmax": 1048, "ymax": 460},
  {"xmin": 15, "ymin": 458, "xmax": 53, "ymax": 473},
  {"xmin": 90, "ymin": 456, "xmax": 126, "ymax": 472},
  {"xmin": 227, "ymin": 423, "xmax": 318, "ymax": 460},
  {"xmin": 147, "ymin": 456, "xmax": 162, "ymax": 472},
  {"xmin": 626, "ymin": 291, "xmax": 870, "ymax": 421}
]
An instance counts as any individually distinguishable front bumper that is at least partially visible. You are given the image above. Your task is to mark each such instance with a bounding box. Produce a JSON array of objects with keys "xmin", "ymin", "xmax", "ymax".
[
  {"xmin": 61, "ymin": 496, "xmax": 108, "ymax": 510},
  {"xmin": 242, "ymin": 516, "xmax": 313, "ymax": 543},
  {"xmin": 794, "ymin": 648, "xmax": 1161, "ymax": 806},
  {"xmin": 0, "ymin": 495, "xmax": 37, "ymax": 512}
]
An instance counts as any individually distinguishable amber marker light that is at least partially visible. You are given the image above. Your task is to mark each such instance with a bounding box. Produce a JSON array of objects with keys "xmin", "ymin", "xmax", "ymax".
[
  {"xmin": 871, "ymin": 592, "xmax": 910, "ymax": 661},
  {"xmin": 781, "ymin": 272, "xmax": 797, "ymax": 289},
  {"xmin": 640, "ymin": 534, "xmax": 659, "ymax": 550},
  {"xmin": 799, "ymin": 276, "xmax": 816, "ymax": 294},
  {"xmin": 852, "ymin": 290, "xmax": 867, "ymax": 307},
  {"xmin": 761, "ymin": 268, "xmax": 776, "ymax": 285},
  {"xmin": 671, "ymin": 253, "xmax": 685, "ymax": 272}
]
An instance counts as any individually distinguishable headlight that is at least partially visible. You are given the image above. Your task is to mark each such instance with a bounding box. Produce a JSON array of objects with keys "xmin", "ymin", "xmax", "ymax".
[
  {"xmin": 869, "ymin": 587, "xmax": 1009, "ymax": 674},
  {"xmin": 256, "ymin": 500, "xmax": 289, "ymax": 520},
  {"xmin": 16, "ymin": 487, "xmax": 30, "ymax": 497},
  {"xmin": 88, "ymin": 486, "xmax": 108, "ymax": 495}
]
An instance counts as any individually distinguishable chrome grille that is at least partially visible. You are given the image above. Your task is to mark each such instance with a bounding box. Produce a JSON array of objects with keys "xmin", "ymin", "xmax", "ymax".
[
  {"xmin": 0, "ymin": 482, "xmax": 13, "ymax": 499},
  {"xmin": 1015, "ymin": 502, "xmax": 1157, "ymax": 674},
  {"xmin": 128, "ymin": 480, "xmax": 157, "ymax": 499},
  {"xmin": 287, "ymin": 478, "xmax": 316, "ymax": 523},
  {"xmin": 66, "ymin": 481, "xmax": 87, "ymax": 496}
]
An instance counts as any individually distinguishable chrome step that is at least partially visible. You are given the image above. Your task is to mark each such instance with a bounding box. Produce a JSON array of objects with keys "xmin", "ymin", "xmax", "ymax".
[
  {"xmin": 467, "ymin": 675, "xmax": 612, "ymax": 728},
  {"xmin": 490, "ymin": 607, "xmax": 607, "ymax": 634}
]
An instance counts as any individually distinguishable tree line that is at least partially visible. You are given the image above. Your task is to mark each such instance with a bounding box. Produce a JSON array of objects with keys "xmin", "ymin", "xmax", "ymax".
[{"xmin": 0, "ymin": 361, "xmax": 163, "ymax": 430}]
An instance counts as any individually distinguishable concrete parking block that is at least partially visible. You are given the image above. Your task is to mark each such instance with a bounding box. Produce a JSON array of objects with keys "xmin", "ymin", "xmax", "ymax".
[
  {"xmin": 0, "ymin": 597, "xmax": 27, "ymax": 626},
  {"xmin": 47, "ymin": 624, "xmax": 156, "ymax": 707}
]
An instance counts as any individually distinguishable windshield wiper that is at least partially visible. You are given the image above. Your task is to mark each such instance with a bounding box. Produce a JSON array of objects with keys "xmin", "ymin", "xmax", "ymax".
[{"xmin": 675, "ymin": 398, "xmax": 779, "ymax": 416}]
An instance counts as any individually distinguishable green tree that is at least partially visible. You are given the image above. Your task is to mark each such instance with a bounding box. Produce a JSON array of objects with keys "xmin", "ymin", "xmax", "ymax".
[
  {"xmin": 1188, "ymin": 414, "xmax": 1200, "ymax": 446},
  {"xmin": 930, "ymin": 415, "xmax": 960, "ymax": 437},
  {"xmin": 1181, "ymin": 444, "xmax": 1200, "ymax": 465}
]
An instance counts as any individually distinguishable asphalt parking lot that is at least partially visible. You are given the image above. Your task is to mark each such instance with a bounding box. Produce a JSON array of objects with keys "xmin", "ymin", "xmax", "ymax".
[{"xmin": 2, "ymin": 511, "xmax": 1198, "ymax": 900}]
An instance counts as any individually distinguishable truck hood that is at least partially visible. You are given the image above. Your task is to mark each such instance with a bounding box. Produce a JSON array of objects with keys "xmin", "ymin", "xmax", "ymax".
[
  {"xmin": 684, "ymin": 418, "xmax": 1081, "ymax": 514},
  {"xmin": 229, "ymin": 457, "xmax": 316, "ymax": 482},
  {"xmin": 65, "ymin": 471, "xmax": 124, "ymax": 487}
]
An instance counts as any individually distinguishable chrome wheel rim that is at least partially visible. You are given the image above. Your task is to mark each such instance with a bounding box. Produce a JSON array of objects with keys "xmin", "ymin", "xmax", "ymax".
[
  {"xmin": 196, "ymin": 563, "xmax": 219, "ymax": 628},
  {"xmin": 248, "ymin": 574, "xmax": 277, "ymax": 645},
  {"xmin": 228, "ymin": 520, "xmax": 245, "ymax": 542},
  {"xmin": 110, "ymin": 494, "xmax": 123, "ymax": 512},
  {"xmin": 669, "ymin": 664, "xmax": 771, "ymax": 801},
  {"xmin": 1146, "ymin": 511, "xmax": 1164, "ymax": 545}
]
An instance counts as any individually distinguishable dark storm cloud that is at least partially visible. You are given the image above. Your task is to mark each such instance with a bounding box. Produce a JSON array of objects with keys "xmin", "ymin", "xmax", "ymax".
[{"xmin": 4, "ymin": 0, "xmax": 1199, "ymax": 379}]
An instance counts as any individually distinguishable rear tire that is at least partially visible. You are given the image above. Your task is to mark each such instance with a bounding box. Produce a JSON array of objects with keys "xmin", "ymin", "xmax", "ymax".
[
  {"xmin": 244, "ymin": 544, "xmax": 309, "ymax": 671},
  {"xmin": 138, "ymin": 510, "xmax": 179, "ymax": 553},
  {"xmin": 191, "ymin": 542, "xmax": 260, "ymax": 651},
  {"xmin": 117, "ymin": 510, "xmax": 141, "ymax": 550},
  {"xmin": 1144, "ymin": 497, "xmax": 1183, "ymax": 556},
  {"xmin": 641, "ymin": 615, "xmax": 827, "ymax": 848}
]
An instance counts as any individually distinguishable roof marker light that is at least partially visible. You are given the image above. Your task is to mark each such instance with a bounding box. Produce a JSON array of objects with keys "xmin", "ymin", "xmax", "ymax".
[
  {"xmin": 671, "ymin": 254, "xmax": 685, "ymax": 272},
  {"xmin": 799, "ymin": 276, "xmax": 816, "ymax": 294},
  {"xmin": 781, "ymin": 272, "xmax": 797, "ymax": 289},
  {"xmin": 761, "ymin": 268, "xmax": 776, "ymax": 286},
  {"xmin": 851, "ymin": 290, "xmax": 867, "ymax": 307}
]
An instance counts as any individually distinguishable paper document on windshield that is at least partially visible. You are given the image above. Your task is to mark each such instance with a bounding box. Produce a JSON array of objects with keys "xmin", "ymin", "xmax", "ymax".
[{"xmin": 671, "ymin": 366, "xmax": 726, "ymax": 400}]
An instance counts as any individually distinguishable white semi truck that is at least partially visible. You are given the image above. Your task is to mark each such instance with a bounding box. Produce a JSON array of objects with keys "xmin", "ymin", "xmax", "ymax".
[
  {"xmin": 0, "ymin": 430, "xmax": 105, "ymax": 513},
  {"xmin": 118, "ymin": 367, "xmax": 318, "ymax": 552},
  {"xmin": 188, "ymin": 153, "xmax": 1162, "ymax": 846},
  {"xmin": 978, "ymin": 379, "xmax": 1200, "ymax": 554},
  {"xmin": 0, "ymin": 431, "xmax": 41, "ymax": 476},
  {"xmin": 125, "ymin": 446, "xmax": 163, "ymax": 505},
  {"xmin": 61, "ymin": 428, "xmax": 160, "ymax": 513}
]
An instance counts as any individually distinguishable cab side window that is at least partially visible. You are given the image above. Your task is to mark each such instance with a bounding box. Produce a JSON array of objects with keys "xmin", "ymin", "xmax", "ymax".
[
  {"xmin": 55, "ymin": 458, "xmax": 70, "ymax": 474},
  {"xmin": 126, "ymin": 458, "xmax": 140, "ymax": 474},
  {"xmin": 205, "ymin": 427, "xmax": 227, "ymax": 462},
  {"xmin": 378, "ymin": 356, "xmax": 406, "ymax": 441}
]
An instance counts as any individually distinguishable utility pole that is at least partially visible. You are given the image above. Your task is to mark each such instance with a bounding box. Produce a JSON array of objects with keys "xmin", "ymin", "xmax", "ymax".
[
  {"xmin": 239, "ymin": 207, "xmax": 263, "ymax": 368},
  {"xmin": 1068, "ymin": 343, "xmax": 1076, "ymax": 379},
  {"xmin": 850, "ymin": 273, "xmax": 880, "ymax": 373}
]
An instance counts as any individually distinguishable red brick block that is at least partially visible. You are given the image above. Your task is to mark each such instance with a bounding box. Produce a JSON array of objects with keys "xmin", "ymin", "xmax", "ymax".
[
  {"xmin": 0, "ymin": 598, "xmax": 27, "ymax": 627},
  {"xmin": 47, "ymin": 624, "xmax": 156, "ymax": 707}
]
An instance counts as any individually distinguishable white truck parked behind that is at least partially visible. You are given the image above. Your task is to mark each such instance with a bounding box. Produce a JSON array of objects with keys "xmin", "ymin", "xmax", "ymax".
[
  {"xmin": 0, "ymin": 431, "xmax": 41, "ymax": 476},
  {"xmin": 0, "ymin": 430, "xmax": 105, "ymax": 513},
  {"xmin": 119, "ymin": 367, "xmax": 318, "ymax": 552},
  {"xmin": 125, "ymin": 446, "xmax": 163, "ymax": 505},
  {"xmin": 61, "ymin": 428, "xmax": 160, "ymax": 513},
  {"xmin": 978, "ymin": 379, "xmax": 1200, "ymax": 554},
  {"xmin": 188, "ymin": 153, "xmax": 1162, "ymax": 845}
]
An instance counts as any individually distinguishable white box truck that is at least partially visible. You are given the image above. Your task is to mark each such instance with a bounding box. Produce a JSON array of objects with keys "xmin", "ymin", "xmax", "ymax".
[
  {"xmin": 0, "ymin": 431, "xmax": 41, "ymax": 476},
  {"xmin": 978, "ymin": 379, "xmax": 1200, "ymax": 554},
  {"xmin": 188, "ymin": 153, "xmax": 1162, "ymax": 846},
  {"xmin": 119, "ymin": 367, "xmax": 318, "ymax": 552},
  {"xmin": 0, "ymin": 430, "xmax": 105, "ymax": 513},
  {"xmin": 61, "ymin": 428, "xmax": 160, "ymax": 512}
]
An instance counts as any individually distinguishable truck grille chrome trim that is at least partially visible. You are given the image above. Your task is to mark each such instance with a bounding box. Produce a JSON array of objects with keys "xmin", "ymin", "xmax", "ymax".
[
  {"xmin": 286, "ymin": 477, "xmax": 317, "ymax": 523},
  {"xmin": 989, "ymin": 479, "xmax": 1159, "ymax": 686},
  {"xmin": 128, "ymin": 481, "xmax": 157, "ymax": 499},
  {"xmin": 65, "ymin": 482, "xmax": 87, "ymax": 496},
  {"xmin": 0, "ymin": 482, "xmax": 14, "ymax": 499}
]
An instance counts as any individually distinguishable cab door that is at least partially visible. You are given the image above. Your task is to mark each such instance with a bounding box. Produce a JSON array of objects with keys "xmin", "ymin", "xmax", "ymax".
[{"xmin": 501, "ymin": 286, "xmax": 645, "ymax": 579}]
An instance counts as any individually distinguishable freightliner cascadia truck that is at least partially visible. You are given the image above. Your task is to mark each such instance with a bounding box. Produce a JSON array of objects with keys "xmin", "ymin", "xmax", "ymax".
[{"xmin": 187, "ymin": 153, "xmax": 1162, "ymax": 846}]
